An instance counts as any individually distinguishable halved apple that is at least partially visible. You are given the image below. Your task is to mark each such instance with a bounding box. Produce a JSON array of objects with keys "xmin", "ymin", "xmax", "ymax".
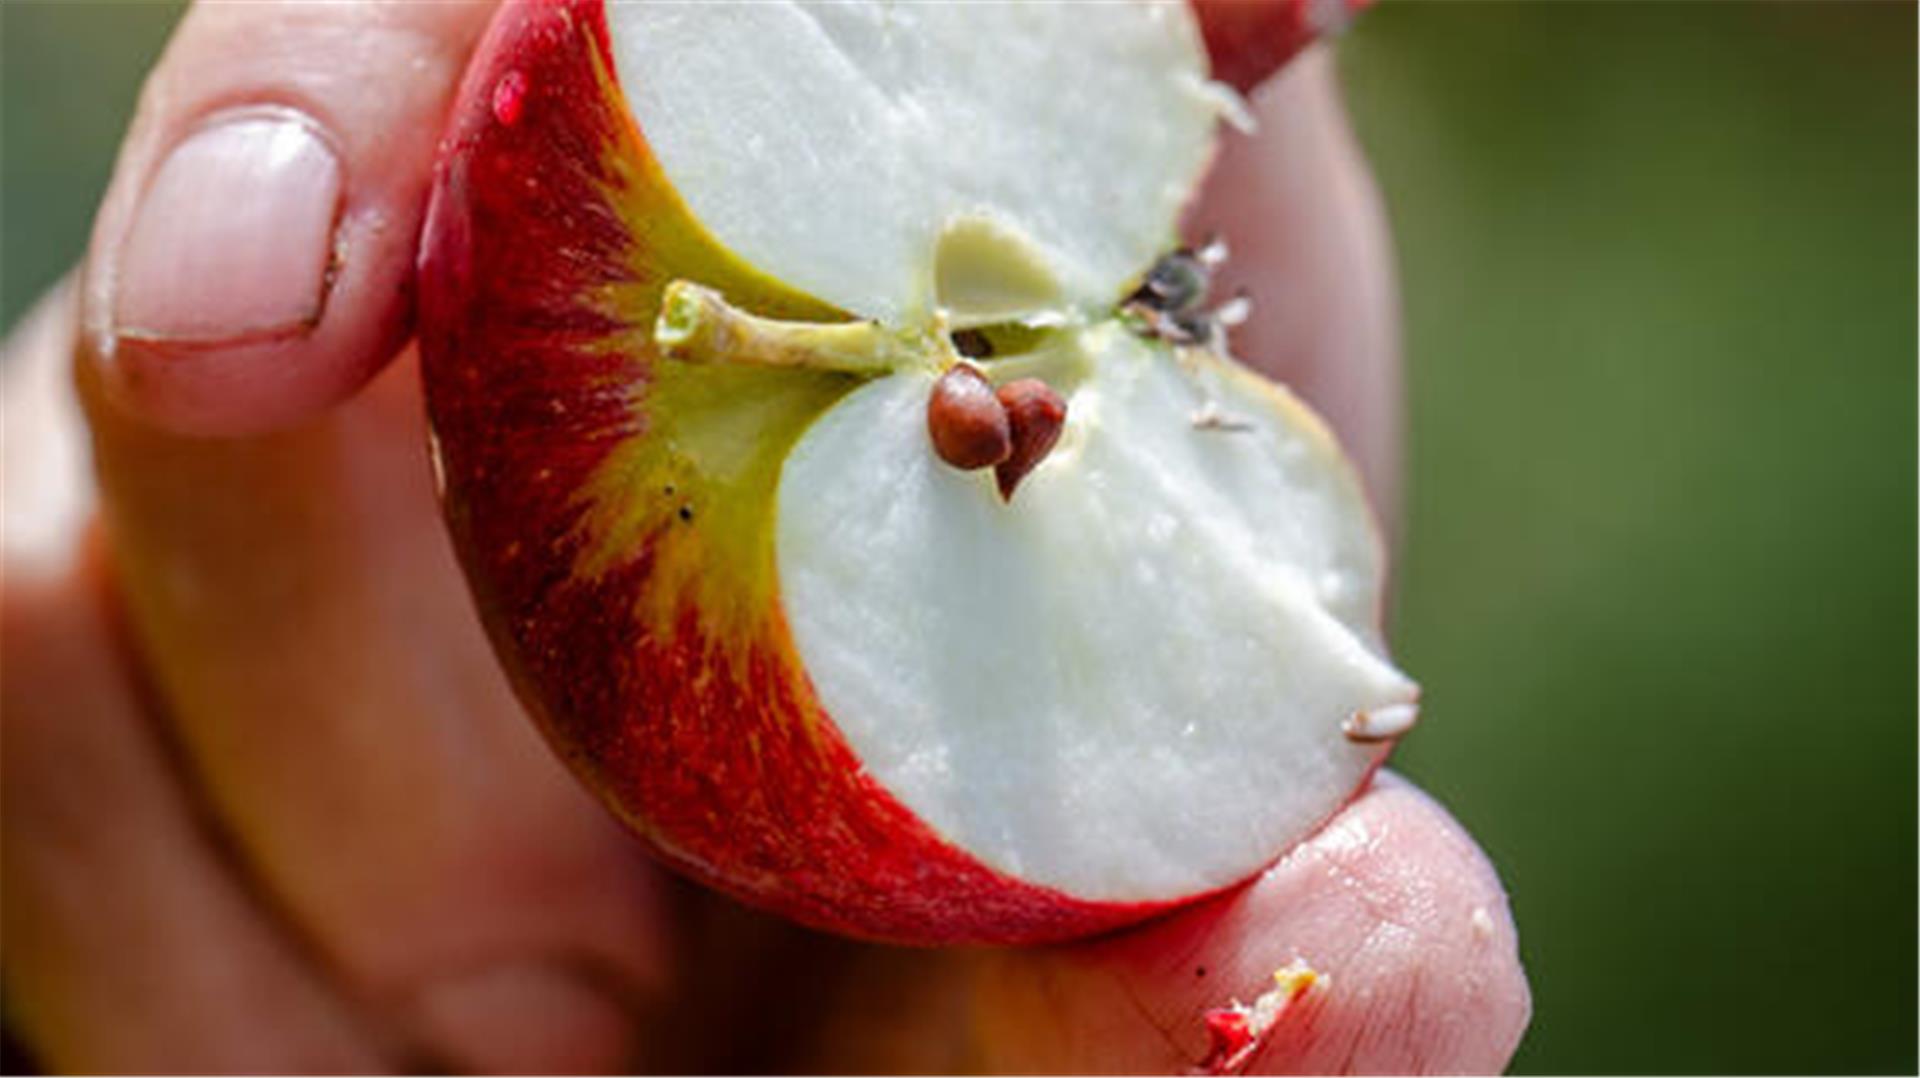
[{"xmin": 417, "ymin": 0, "xmax": 1416, "ymax": 944}]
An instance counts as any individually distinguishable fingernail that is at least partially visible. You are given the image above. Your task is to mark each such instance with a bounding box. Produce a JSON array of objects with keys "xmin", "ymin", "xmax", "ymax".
[{"xmin": 113, "ymin": 110, "xmax": 342, "ymax": 345}]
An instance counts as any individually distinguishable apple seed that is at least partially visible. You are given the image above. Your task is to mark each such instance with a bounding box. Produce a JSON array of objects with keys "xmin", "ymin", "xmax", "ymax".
[
  {"xmin": 994, "ymin": 378, "xmax": 1068, "ymax": 500},
  {"xmin": 927, "ymin": 363, "xmax": 1013, "ymax": 471}
]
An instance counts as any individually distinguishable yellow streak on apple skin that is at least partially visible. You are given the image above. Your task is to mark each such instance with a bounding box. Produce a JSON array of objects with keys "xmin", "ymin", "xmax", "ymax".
[{"xmin": 559, "ymin": 39, "xmax": 872, "ymax": 650}]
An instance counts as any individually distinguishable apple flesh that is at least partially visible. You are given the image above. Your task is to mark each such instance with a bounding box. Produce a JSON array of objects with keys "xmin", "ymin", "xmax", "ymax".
[{"xmin": 418, "ymin": 0, "xmax": 1415, "ymax": 944}]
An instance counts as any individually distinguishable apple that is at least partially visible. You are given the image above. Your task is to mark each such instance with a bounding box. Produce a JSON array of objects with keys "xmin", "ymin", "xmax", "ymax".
[{"xmin": 417, "ymin": 0, "xmax": 1416, "ymax": 945}]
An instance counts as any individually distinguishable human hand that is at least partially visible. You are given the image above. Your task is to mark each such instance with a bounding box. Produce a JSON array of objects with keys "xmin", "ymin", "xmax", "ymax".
[{"xmin": 0, "ymin": 2, "xmax": 1529, "ymax": 1071}]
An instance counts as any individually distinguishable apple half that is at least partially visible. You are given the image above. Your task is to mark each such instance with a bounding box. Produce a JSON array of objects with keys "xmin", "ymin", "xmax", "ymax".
[{"xmin": 418, "ymin": 0, "xmax": 1417, "ymax": 944}]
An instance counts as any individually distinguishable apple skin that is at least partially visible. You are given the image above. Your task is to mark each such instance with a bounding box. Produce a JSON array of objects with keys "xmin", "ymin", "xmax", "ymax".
[
  {"xmin": 416, "ymin": 0, "xmax": 1204, "ymax": 944},
  {"xmin": 1192, "ymin": 0, "xmax": 1373, "ymax": 92}
]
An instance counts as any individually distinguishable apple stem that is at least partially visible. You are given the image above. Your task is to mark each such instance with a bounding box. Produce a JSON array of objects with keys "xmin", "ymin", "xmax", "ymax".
[{"xmin": 654, "ymin": 281, "xmax": 925, "ymax": 375}]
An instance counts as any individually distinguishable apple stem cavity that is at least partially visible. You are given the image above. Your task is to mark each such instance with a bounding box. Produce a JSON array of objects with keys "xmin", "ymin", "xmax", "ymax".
[{"xmin": 654, "ymin": 280, "xmax": 926, "ymax": 376}]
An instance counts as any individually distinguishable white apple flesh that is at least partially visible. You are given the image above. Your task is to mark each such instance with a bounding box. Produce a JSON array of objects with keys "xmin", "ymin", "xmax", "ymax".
[
  {"xmin": 779, "ymin": 325, "xmax": 1414, "ymax": 901},
  {"xmin": 609, "ymin": 1, "xmax": 1222, "ymax": 325}
]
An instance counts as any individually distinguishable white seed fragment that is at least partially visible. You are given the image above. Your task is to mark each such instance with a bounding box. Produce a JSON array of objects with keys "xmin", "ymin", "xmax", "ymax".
[
  {"xmin": 1342, "ymin": 702, "xmax": 1420, "ymax": 743},
  {"xmin": 1471, "ymin": 906, "xmax": 1497, "ymax": 940},
  {"xmin": 1214, "ymin": 293, "xmax": 1253, "ymax": 328},
  {"xmin": 1190, "ymin": 76, "xmax": 1259, "ymax": 135},
  {"xmin": 426, "ymin": 428, "xmax": 447, "ymax": 499}
]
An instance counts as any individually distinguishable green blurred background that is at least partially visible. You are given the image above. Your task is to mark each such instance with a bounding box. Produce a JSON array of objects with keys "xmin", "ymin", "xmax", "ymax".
[{"xmin": 2, "ymin": 2, "xmax": 1913, "ymax": 1073}]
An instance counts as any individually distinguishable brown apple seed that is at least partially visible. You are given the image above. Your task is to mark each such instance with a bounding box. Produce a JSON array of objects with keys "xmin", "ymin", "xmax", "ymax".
[
  {"xmin": 994, "ymin": 378, "xmax": 1068, "ymax": 500},
  {"xmin": 927, "ymin": 362, "xmax": 1013, "ymax": 471}
]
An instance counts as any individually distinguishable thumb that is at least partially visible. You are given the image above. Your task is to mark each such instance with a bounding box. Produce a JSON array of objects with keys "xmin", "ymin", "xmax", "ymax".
[
  {"xmin": 972, "ymin": 776, "xmax": 1532, "ymax": 1074},
  {"xmin": 79, "ymin": 0, "xmax": 493, "ymax": 437}
]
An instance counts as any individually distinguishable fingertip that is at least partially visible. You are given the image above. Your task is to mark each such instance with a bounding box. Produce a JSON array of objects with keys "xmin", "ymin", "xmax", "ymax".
[
  {"xmin": 81, "ymin": 104, "xmax": 408, "ymax": 439},
  {"xmin": 973, "ymin": 776, "xmax": 1531, "ymax": 1074},
  {"xmin": 78, "ymin": 1, "xmax": 494, "ymax": 438}
]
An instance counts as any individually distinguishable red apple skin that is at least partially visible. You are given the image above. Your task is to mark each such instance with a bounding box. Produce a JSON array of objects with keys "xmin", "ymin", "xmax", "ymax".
[
  {"xmin": 416, "ymin": 0, "xmax": 1205, "ymax": 944},
  {"xmin": 1194, "ymin": 0, "xmax": 1373, "ymax": 92}
]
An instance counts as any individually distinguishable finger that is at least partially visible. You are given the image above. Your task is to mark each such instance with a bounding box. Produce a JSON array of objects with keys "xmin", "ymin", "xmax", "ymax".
[
  {"xmin": 0, "ymin": 547, "xmax": 393, "ymax": 1073},
  {"xmin": 972, "ymin": 775, "xmax": 1531, "ymax": 1074},
  {"xmin": 1188, "ymin": 51, "xmax": 1405, "ymax": 528},
  {"xmin": 2, "ymin": 286, "xmax": 388, "ymax": 1072},
  {"xmin": 79, "ymin": 0, "xmax": 492, "ymax": 436},
  {"xmin": 79, "ymin": 342, "xmax": 669, "ymax": 1071},
  {"xmin": 1, "ymin": 280, "xmax": 92, "ymax": 583}
]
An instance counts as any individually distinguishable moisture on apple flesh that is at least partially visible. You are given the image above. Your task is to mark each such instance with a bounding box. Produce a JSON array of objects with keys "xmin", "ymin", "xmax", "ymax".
[{"xmin": 418, "ymin": 0, "xmax": 1418, "ymax": 944}]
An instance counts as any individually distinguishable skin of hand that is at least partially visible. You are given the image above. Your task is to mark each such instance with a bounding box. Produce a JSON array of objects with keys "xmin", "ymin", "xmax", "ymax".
[{"xmin": 0, "ymin": 1, "xmax": 1530, "ymax": 1072}]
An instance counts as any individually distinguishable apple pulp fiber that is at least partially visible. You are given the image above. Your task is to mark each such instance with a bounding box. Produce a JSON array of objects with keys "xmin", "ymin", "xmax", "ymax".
[{"xmin": 419, "ymin": 0, "xmax": 1414, "ymax": 943}]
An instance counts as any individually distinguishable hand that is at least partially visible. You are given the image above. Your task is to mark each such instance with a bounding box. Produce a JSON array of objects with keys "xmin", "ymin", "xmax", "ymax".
[{"xmin": 0, "ymin": 2, "xmax": 1529, "ymax": 1071}]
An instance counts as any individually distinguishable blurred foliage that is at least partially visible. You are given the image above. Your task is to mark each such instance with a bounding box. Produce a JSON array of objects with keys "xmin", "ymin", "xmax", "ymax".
[
  {"xmin": 1341, "ymin": 3, "xmax": 1916, "ymax": 1074},
  {"xmin": 1, "ymin": 1, "xmax": 184, "ymax": 325},
  {"xmin": 1, "ymin": 2, "xmax": 1913, "ymax": 1074}
]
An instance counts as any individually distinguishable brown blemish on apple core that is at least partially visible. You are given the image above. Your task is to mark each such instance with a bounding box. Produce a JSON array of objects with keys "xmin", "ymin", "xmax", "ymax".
[
  {"xmin": 1123, "ymin": 239, "xmax": 1252, "ymax": 355},
  {"xmin": 927, "ymin": 363, "xmax": 1012, "ymax": 472},
  {"xmin": 993, "ymin": 378, "xmax": 1067, "ymax": 500}
]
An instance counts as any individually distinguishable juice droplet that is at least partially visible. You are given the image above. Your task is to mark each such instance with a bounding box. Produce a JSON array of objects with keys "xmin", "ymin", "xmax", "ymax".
[{"xmin": 492, "ymin": 69, "xmax": 528, "ymax": 127}]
